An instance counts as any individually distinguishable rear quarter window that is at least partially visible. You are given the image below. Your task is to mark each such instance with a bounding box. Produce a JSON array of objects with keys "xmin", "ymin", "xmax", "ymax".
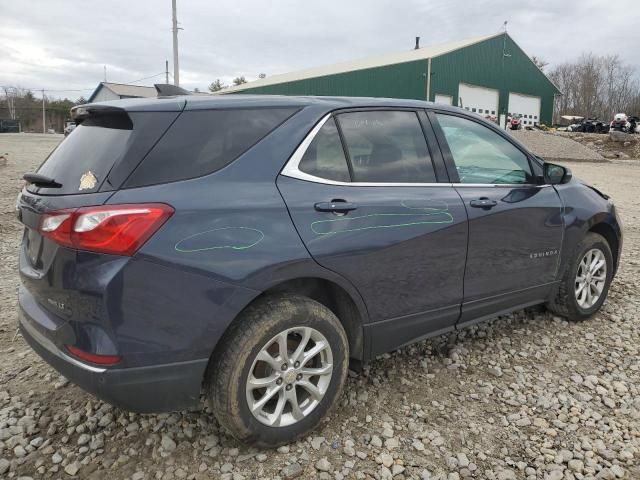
[{"xmin": 124, "ymin": 108, "xmax": 298, "ymax": 187}]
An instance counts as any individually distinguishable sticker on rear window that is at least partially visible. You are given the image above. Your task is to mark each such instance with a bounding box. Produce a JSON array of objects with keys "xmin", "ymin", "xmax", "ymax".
[{"xmin": 79, "ymin": 171, "xmax": 98, "ymax": 191}]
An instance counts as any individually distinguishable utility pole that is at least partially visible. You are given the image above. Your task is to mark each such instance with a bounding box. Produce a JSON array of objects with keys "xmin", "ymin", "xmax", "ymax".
[
  {"xmin": 500, "ymin": 20, "xmax": 510, "ymax": 130},
  {"xmin": 165, "ymin": 60, "xmax": 169, "ymax": 84},
  {"xmin": 171, "ymin": 0, "xmax": 180, "ymax": 86},
  {"xmin": 104, "ymin": 65, "xmax": 107, "ymax": 82},
  {"xmin": 41, "ymin": 89, "xmax": 46, "ymax": 134}
]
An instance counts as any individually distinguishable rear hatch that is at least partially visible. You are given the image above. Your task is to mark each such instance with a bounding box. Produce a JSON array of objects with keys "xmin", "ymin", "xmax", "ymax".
[{"xmin": 18, "ymin": 101, "xmax": 182, "ymax": 350}]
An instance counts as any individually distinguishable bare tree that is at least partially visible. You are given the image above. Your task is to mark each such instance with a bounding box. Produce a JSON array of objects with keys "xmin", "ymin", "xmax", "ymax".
[
  {"xmin": 1, "ymin": 87, "xmax": 83, "ymax": 132},
  {"xmin": 549, "ymin": 53, "xmax": 640, "ymax": 123},
  {"xmin": 232, "ymin": 76, "xmax": 247, "ymax": 86},
  {"xmin": 531, "ymin": 55, "xmax": 549, "ymax": 71}
]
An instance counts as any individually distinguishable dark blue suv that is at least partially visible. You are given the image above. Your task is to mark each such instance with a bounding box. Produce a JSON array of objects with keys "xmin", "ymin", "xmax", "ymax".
[{"xmin": 17, "ymin": 95, "xmax": 622, "ymax": 446}]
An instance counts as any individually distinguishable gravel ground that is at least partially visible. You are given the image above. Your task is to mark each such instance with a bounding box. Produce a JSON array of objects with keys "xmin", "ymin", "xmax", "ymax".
[
  {"xmin": 0, "ymin": 134, "xmax": 639, "ymax": 480},
  {"xmin": 554, "ymin": 132, "xmax": 640, "ymax": 161},
  {"xmin": 510, "ymin": 130, "xmax": 606, "ymax": 163}
]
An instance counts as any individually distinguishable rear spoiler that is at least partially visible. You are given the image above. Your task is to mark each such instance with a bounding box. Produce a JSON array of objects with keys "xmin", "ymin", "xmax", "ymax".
[
  {"xmin": 70, "ymin": 86, "xmax": 190, "ymax": 122},
  {"xmin": 154, "ymin": 83, "xmax": 192, "ymax": 97},
  {"xmin": 70, "ymin": 104, "xmax": 126, "ymax": 122},
  {"xmin": 70, "ymin": 105, "xmax": 132, "ymax": 129}
]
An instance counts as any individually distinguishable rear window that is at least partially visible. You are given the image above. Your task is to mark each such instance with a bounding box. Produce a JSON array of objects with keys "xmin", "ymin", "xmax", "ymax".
[
  {"xmin": 31, "ymin": 113, "xmax": 133, "ymax": 195},
  {"xmin": 124, "ymin": 108, "xmax": 298, "ymax": 187}
]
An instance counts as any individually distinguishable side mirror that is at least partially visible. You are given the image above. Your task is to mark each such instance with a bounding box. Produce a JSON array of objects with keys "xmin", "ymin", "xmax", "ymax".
[{"xmin": 544, "ymin": 163, "xmax": 572, "ymax": 185}]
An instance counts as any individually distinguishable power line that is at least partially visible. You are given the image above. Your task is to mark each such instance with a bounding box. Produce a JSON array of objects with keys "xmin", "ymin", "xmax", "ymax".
[
  {"xmin": 1, "ymin": 72, "xmax": 168, "ymax": 95},
  {"xmin": 123, "ymin": 72, "xmax": 167, "ymax": 85}
]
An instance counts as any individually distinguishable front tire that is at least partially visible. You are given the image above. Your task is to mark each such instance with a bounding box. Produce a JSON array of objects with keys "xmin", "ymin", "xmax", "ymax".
[
  {"xmin": 547, "ymin": 232, "xmax": 613, "ymax": 321},
  {"xmin": 208, "ymin": 294, "xmax": 348, "ymax": 447}
]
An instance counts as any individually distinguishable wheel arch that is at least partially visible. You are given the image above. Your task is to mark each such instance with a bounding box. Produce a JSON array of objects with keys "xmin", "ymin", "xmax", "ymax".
[
  {"xmin": 588, "ymin": 221, "xmax": 620, "ymax": 274},
  {"xmin": 258, "ymin": 277, "xmax": 366, "ymax": 361},
  {"xmin": 208, "ymin": 273, "xmax": 368, "ymax": 374}
]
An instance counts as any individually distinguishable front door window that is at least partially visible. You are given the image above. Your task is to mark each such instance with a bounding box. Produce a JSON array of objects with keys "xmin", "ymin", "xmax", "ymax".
[{"xmin": 436, "ymin": 114, "xmax": 532, "ymax": 184}]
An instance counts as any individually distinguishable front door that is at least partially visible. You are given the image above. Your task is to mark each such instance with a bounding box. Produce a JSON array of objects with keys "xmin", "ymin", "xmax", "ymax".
[
  {"xmin": 278, "ymin": 110, "xmax": 468, "ymax": 356},
  {"xmin": 431, "ymin": 111, "xmax": 563, "ymax": 324}
]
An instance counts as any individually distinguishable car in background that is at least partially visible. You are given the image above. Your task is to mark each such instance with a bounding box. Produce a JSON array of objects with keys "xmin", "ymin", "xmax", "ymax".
[
  {"xmin": 64, "ymin": 121, "xmax": 76, "ymax": 136},
  {"xmin": 17, "ymin": 95, "xmax": 622, "ymax": 446}
]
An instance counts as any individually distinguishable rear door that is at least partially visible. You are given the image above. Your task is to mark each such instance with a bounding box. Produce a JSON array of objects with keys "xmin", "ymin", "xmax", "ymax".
[
  {"xmin": 429, "ymin": 110, "xmax": 563, "ymax": 325},
  {"xmin": 277, "ymin": 109, "xmax": 468, "ymax": 356}
]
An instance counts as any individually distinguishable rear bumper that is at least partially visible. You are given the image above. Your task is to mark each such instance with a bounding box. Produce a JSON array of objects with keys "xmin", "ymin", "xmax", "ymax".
[{"xmin": 19, "ymin": 305, "xmax": 208, "ymax": 413}]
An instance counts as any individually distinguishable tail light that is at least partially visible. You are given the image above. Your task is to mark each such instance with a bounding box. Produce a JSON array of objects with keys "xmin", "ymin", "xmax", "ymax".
[
  {"xmin": 39, "ymin": 203, "xmax": 174, "ymax": 256},
  {"xmin": 66, "ymin": 345, "xmax": 121, "ymax": 366}
]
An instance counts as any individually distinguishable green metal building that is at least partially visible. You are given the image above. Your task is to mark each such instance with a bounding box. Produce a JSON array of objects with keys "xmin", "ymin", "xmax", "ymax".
[{"xmin": 223, "ymin": 33, "xmax": 560, "ymax": 126}]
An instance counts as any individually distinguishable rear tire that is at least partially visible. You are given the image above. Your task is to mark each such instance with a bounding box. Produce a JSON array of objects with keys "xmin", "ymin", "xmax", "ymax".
[
  {"xmin": 208, "ymin": 294, "xmax": 348, "ymax": 447},
  {"xmin": 547, "ymin": 232, "xmax": 613, "ymax": 321}
]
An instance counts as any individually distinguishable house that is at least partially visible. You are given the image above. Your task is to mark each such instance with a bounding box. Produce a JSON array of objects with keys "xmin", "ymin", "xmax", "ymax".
[{"xmin": 87, "ymin": 82, "xmax": 158, "ymax": 103}]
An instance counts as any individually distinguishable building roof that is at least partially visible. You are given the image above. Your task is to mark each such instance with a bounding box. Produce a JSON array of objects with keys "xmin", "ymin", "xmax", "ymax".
[
  {"xmin": 222, "ymin": 33, "xmax": 502, "ymax": 94},
  {"xmin": 88, "ymin": 82, "xmax": 158, "ymax": 102}
]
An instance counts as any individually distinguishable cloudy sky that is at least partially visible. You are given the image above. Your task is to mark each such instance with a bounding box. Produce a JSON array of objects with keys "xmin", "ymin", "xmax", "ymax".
[{"xmin": 1, "ymin": 0, "xmax": 638, "ymax": 99}]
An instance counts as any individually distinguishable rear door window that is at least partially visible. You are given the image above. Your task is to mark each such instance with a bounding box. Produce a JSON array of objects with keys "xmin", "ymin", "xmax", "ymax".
[
  {"xmin": 298, "ymin": 118, "xmax": 351, "ymax": 182},
  {"xmin": 125, "ymin": 108, "xmax": 298, "ymax": 187},
  {"xmin": 30, "ymin": 113, "xmax": 133, "ymax": 195},
  {"xmin": 336, "ymin": 111, "xmax": 436, "ymax": 183}
]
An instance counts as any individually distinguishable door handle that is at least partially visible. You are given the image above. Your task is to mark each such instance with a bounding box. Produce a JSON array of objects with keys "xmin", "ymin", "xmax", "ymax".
[
  {"xmin": 314, "ymin": 200, "xmax": 358, "ymax": 213},
  {"xmin": 469, "ymin": 197, "xmax": 498, "ymax": 209}
]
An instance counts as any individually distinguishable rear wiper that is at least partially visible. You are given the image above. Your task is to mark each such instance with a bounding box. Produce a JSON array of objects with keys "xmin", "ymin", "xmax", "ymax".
[{"xmin": 23, "ymin": 173, "xmax": 62, "ymax": 188}]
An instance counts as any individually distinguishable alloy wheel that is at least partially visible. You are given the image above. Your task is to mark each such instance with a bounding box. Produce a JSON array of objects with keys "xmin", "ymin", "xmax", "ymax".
[
  {"xmin": 575, "ymin": 248, "xmax": 607, "ymax": 309},
  {"xmin": 245, "ymin": 327, "xmax": 333, "ymax": 427}
]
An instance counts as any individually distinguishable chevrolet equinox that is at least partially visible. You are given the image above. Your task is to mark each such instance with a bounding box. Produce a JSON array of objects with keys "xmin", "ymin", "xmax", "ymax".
[{"xmin": 17, "ymin": 95, "xmax": 622, "ymax": 446}]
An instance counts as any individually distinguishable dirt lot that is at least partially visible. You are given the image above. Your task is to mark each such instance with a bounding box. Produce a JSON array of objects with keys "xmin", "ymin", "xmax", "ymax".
[
  {"xmin": 556, "ymin": 132, "xmax": 640, "ymax": 161},
  {"xmin": 510, "ymin": 129, "xmax": 640, "ymax": 163},
  {"xmin": 0, "ymin": 134, "xmax": 639, "ymax": 480}
]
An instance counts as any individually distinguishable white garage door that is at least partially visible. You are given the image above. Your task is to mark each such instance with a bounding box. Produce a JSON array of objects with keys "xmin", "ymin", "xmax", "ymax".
[
  {"xmin": 458, "ymin": 83, "xmax": 499, "ymax": 117},
  {"xmin": 434, "ymin": 94, "xmax": 453, "ymax": 105},
  {"xmin": 508, "ymin": 93, "xmax": 541, "ymax": 126}
]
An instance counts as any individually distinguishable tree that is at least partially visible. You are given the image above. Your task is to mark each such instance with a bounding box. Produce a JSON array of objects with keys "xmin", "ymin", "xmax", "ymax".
[
  {"xmin": 531, "ymin": 55, "xmax": 548, "ymax": 71},
  {"xmin": 548, "ymin": 53, "xmax": 640, "ymax": 123},
  {"xmin": 0, "ymin": 88, "xmax": 90, "ymax": 132},
  {"xmin": 208, "ymin": 79, "xmax": 227, "ymax": 92},
  {"xmin": 76, "ymin": 96, "xmax": 87, "ymax": 105},
  {"xmin": 232, "ymin": 76, "xmax": 247, "ymax": 86}
]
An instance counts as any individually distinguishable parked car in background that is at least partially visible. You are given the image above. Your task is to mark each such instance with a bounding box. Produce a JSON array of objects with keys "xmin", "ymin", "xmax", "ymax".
[
  {"xmin": 565, "ymin": 116, "xmax": 609, "ymax": 134},
  {"xmin": 17, "ymin": 95, "xmax": 622, "ymax": 446},
  {"xmin": 64, "ymin": 121, "xmax": 76, "ymax": 136}
]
